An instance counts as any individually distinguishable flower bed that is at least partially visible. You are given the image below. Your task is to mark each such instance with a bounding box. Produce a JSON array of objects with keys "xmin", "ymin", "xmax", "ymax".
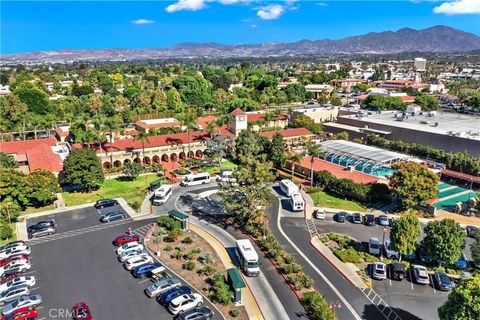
[{"xmin": 145, "ymin": 224, "xmax": 247, "ymax": 320}]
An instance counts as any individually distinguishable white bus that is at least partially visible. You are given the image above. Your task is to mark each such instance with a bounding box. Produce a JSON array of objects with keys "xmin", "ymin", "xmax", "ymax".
[
  {"xmin": 290, "ymin": 192, "xmax": 305, "ymax": 212},
  {"xmin": 279, "ymin": 179, "xmax": 299, "ymax": 197},
  {"xmin": 180, "ymin": 172, "xmax": 211, "ymax": 187},
  {"xmin": 152, "ymin": 184, "xmax": 172, "ymax": 206},
  {"xmin": 235, "ymin": 239, "xmax": 260, "ymax": 277}
]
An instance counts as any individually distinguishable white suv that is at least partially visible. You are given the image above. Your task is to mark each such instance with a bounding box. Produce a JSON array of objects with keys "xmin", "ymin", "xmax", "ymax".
[
  {"xmin": 368, "ymin": 237, "xmax": 380, "ymax": 256},
  {"xmin": 169, "ymin": 293, "xmax": 203, "ymax": 315}
]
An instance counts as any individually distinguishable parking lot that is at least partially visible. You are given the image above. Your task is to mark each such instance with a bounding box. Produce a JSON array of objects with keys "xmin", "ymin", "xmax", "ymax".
[
  {"xmin": 313, "ymin": 212, "xmax": 463, "ymax": 320},
  {"xmin": 25, "ymin": 206, "xmax": 221, "ymax": 320}
]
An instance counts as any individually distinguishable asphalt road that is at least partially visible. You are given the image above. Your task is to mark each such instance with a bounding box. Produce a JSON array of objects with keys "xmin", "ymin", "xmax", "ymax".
[{"xmin": 26, "ymin": 206, "xmax": 221, "ymax": 320}]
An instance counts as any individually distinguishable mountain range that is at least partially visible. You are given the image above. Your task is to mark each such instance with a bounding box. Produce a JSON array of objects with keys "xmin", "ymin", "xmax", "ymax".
[{"xmin": 2, "ymin": 25, "xmax": 480, "ymax": 63}]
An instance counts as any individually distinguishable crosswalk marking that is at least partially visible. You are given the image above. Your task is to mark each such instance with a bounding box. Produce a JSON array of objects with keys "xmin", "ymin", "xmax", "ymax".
[
  {"xmin": 360, "ymin": 287, "xmax": 402, "ymax": 320},
  {"xmin": 26, "ymin": 219, "xmax": 133, "ymax": 245},
  {"xmin": 131, "ymin": 224, "xmax": 152, "ymax": 238}
]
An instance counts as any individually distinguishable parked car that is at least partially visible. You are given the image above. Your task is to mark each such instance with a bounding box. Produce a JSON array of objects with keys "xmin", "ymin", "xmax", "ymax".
[
  {"xmin": 157, "ymin": 286, "xmax": 192, "ymax": 306},
  {"xmin": 26, "ymin": 220, "xmax": 55, "ymax": 234},
  {"xmin": 99, "ymin": 211, "xmax": 126, "ymax": 223},
  {"xmin": 368, "ymin": 237, "xmax": 380, "ymax": 256},
  {"xmin": 28, "ymin": 226, "xmax": 56, "ymax": 239},
  {"xmin": 336, "ymin": 212, "xmax": 347, "ymax": 223},
  {"xmin": 116, "ymin": 242, "xmax": 143, "ymax": 255},
  {"xmin": 454, "ymin": 254, "xmax": 468, "ymax": 270},
  {"xmin": 1, "ymin": 295, "xmax": 42, "ymax": 315},
  {"xmin": 466, "ymin": 226, "xmax": 478, "ymax": 238},
  {"xmin": 433, "ymin": 271, "xmax": 453, "ymax": 291},
  {"xmin": 0, "ymin": 245, "xmax": 27, "ymax": 256},
  {"xmin": 114, "ymin": 234, "xmax": 140, "ymax": 246},
  {"xmin": 94, "ymin": 199, "xmax": 118, "ymax": 209},
  {"xmin": 378, "ymin": 215, "xmax": 390, "ymax": 226},
  {"xmin": 389, "ymin": 216, "xmax": 400, "ymax": 227},
  {"xmin": 72, "ymin": 302, "xmax": 92, "ymax": 320},
  {"xmin": 118, "ymin": 249, "xmax": 148, "ymax": 263},
  {"xmin": 0, "ymin": 243, "xmax": 25, "ymax": 253},
  {"xmin": 0, "ymin": 262, "xmax": 31, "ymax": 277},
  {"xmin": 145, "ymin": 278, "xmax": 182, "ymax": 298},
  {"xmin": 176, "ymin": 307, "xmax": 214, "ymax": 320},
  {"xmin": 0, "ymin": 256, "xmax": 29, "ymax": 268},
  {"xmin": 417, "ymin": 247, "xmax": 434, "ymax": 264},
  {"xmin": 403, "ymin": 250, "xmax": 417, "ymax": 261},
  {"xmin": 313, "ymin": 209, "xmax": 325, "ymax": 220},
  {"xmin": 0, "ymin": 277, "xmax": 35, "ymax": 294},
  {"xmin": 0, "ymin": 306, "xmax": 37, "ymax": 320},
  {"xmin": 0, "ymin": 247, "xmax": 31, "ymax": 261},
  {"xmin": 169, "ymin": 293, "xmax": 203, "ymax": 315},
  {"xmin": 352, "ymin": 213, "xmax": 362, "ymax": 224},
  {"xmin": 383, "ymin": 240, "xmax": 399, "ymax": 259},
  {"xmin": 372, "ymin": 262, "xmax": 387, "ymax": 280},
  {"xmin": 0, "ymin": 286, "xmax": 30, "ymax": 305},
  {"xmin": 413, "ymin": 265, "xmax": 430, "ymax": 285},
  {"xmin": 389, "ymin": 263, "xmax": 406, "ymax": 281},
  {"xmin": 0, "ymin": 274, "xmax": 21, "ymax": 286},
  {"xmin": 364, "ymin": 214, "xmax": 375, "ymax": 226},
  {"xmin": 131, "ymin": 263, "xmax": 164, "ymax": 278},
  {"xmin": 124, "ymin": 255, "xmax": 153, "ymax": 271}
]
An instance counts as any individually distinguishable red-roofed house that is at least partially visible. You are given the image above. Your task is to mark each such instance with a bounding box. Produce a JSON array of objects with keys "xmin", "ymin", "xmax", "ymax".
[
  {"xmin": 55, "ymin": 126, "xmax": 70, "ymax": 142},
  {"xmin": 296, "ymin": 156, "xmax": 387, "ymax": 185},
  {"xmin": 197, "ymin": 115, "xmax": 218, "ymax": 129},
  {"xmin": 0, "ymin": 137, "xmax": 68, "ymax": 175},
  {"xmin": 259, "ymin": 128, "xmax": 315, "ymax": 146},
  {"xmin": 246, "ymin": 111, "xmax": 289, "ymax": 131}
]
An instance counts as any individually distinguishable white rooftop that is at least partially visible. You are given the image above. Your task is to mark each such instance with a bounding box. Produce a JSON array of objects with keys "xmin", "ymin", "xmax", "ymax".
[{"xmin": 141, "ymin": 118, "xmax": 179, "ymax": 125}]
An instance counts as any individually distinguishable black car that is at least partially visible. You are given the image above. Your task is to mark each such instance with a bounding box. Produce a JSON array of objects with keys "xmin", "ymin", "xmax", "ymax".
[
  {"xmin": 175, "ymin": 307, "xmax": 213, "ymax": 320},
  {"xmin": 27, "ymin": 220, "xmax": 55, "ymax": 234},
  {"xmin": 336, "ymin": 212, "xmax": 347, "ymax": 223},
  {"xmin": 99, "ymin": 211, "xmax": 126, "ymax": 223},
  {"xmin": 364, "ymin": 214, "xmax": 375, "ymax": 226},
  {"xmin": 94, "ymin": 199, "xmax": 119, "ymax": 209},
  {"xmin": 433, "ymin": 271, "xmax": 453, "ymax": 291},
  {"xmin": 466, "ymin": 226, "xmax": 478, "ymax": 238},
  {"xmin": 389, "ymin": 262, "xmax": 406, "ymax": 281}
]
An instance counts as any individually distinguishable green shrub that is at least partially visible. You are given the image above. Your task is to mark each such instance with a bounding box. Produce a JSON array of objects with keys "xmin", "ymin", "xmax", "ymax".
[
  {"xmin": 283, "ymin": 253, "xmax": 295, "ymax": 264},
  {"xmin": 280, "ymin": 262, "xmax": 302, "ymax": 275},
  {"xmin": 164, "ymin": 245, "xmax": 173, "ymax": 251},
  {"xmin": 167, "ymin": 229, "xmax": 182, "ymax": 242},
  {"xmin": 182, "ymin": 237, "xmax": 194, "ymax": 244},
  {"xmin": 0, "ymin": 220, "xmax": 12, "ymax": 240},
  {"xmin": 198, "ymin": 264, "xmax": 216, "ymax": 276},
  {"xmin": 171, "ymin": 250, "xmax": 183, "ymax": 260},
  {"xmin": 229, "ymin": 309, "xmax": 241, "ymax": 317},
  {"xmin": 211, "ymin": 273, "xmax": 233, "ymax": 305},
  {"xmin": 186, "ymin": 248, "xmax": 202, "ymax": 260},
  {"xmin": 199, "ymin": 252, "xmax": 213, "ymax": 265},
  {"xmin": 362, "ymin": 253, "xmax": 378, "ymax": 263},
  {"xmin": 333, "ymin": 248, "xmax": 363, "ymax": 264},
  {"xmin": 157, "ymin": 216, "xmax": 182, "ymax": 231},
  {"xmin": 289, "ymin": 272, "xmax": 313, "ymax": 290},
  {"xmin": 301, "ymin": 291, "xmax": 334, "ymax": 320},
  {"xmin": 435, "ymin": 266, "xmax": 446, "ymax": 273},
  {"xmin": 183, "ymin": 260, "xmax": 196, "ymax": 271}
]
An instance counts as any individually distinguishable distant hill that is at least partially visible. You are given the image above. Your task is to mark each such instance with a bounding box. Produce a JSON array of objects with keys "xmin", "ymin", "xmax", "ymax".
[{"xmin": 2, "ymin": 25, "xmax": 480, "ymax": 63}]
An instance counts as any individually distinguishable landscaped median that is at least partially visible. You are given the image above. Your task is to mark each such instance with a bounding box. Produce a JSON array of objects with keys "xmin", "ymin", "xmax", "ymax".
[{"xmin": 144, "ymin": 216, "xmax": 247, "ymax": 319}]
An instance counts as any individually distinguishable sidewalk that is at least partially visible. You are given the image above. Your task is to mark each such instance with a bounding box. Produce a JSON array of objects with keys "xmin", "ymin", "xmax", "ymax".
[
  {"xmin": 310, "ymin": 236, "xmax": 369, "ymax": 289},
  {"xmin": 189, "ymin": 224, "xmax": 265, "ymax": 320}
]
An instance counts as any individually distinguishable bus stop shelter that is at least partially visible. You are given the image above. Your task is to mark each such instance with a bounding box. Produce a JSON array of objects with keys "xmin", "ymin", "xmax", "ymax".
[
  {"xmin": 227, "ymin": 267, "xmax": 246, "ymax": 304},
  {"xmin": 168, "ymin": 210, "xmax": 189, "ymax": 231}
]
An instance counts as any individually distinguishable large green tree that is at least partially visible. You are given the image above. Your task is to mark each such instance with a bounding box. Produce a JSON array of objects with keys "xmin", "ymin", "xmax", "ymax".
[
  {"xmin": 235, "ymin": 129, "xmax": 264, "ymax": 163},
  {"xmin": 422, "ymin": 219, "xmax": 465, "ymax": 265},
  {"xmin": 390, "ymin": 162, "xmax": 439, "ymax": 208},
  {"xmin": 301, "ymin": 291, "xmax": 335, "ymax": 320},
  {"xmin": 414, "ymin": 95, "xmax": 440, "ymax": 111},
  {"xmin": 0, "ymin": 153, "xmax": 16, "ymax": 168},
  {"xmin": 269, "ymin": 133, "xmax": 286, "ymax": 169},
  {"xmin": 0, "ymin": 168, "xmax": 29, "ymax": 207},
  {"xmin": 470, "ymin": 233, "xmax": 480, "ymax": 266},
  {"xmin": 390, "ymin": 212, "xmax": 421, "ymax": 261},
  {"xmin": 63, "ymin": 148, "xmax": 105, "ymax": 191},
  {"xmin": 25, "ymin": 169, "xmax": 61, "ymax": 206},
  {"xmin": 14, "ymin": 82, "xmax": 50, "ymax": 115},
  {"xmin": 438, "ymin": 275, "xmax": 480, "ymax": 320},
  {"xmin": 292, "ymin": 114, "xmax": 322, "ymax": 134}
]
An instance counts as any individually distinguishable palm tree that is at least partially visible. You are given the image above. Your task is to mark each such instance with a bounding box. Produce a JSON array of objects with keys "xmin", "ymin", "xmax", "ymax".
[
  {"xmin": 204, "ymin": 120, "xmax": 216, "ymax": 135},
  {"xmin": 287, "ymin": 152, "xmax": 304, "ymax": 181},
  {"xmin": 272, "ymin": 107, "xmax": 283, "ymax": 130},
  {"xmin": 134, "ymin": 131, "xmax": 150, "ymax": 166},
  {"xmin": 103, "ymin": 117, "xmax": 120, "ymax": 165},
  {"xmin": 305, "ymin": 141, "xmax": 324, "ymax": 187},
  {"xmin": 92, "ymin": 115, "xmax": 107, "ymax": 162},
  {"xmin": 178, "ymin": 110, "xmax": 197, "ymax": 158}
]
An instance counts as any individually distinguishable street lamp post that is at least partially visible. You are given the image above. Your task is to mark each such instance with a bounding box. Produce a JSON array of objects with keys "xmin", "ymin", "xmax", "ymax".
[{"xmin": 381, "ymin": 227, "xmax": 387, "ymax": 260}]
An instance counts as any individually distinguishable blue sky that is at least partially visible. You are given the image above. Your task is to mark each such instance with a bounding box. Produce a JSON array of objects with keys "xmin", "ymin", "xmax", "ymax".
[{"xmin": 1, "ymin": 1, "xmax": 479, "ymax": 54}]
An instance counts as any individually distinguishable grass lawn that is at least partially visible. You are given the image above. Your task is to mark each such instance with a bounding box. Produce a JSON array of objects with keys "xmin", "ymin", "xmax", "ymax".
[
  {"xmin": 200, "ymin": 160, "xmax": 238, "ymax": 175},
  {"xmin": 62, "ymin": 174, "xmax": 157, "ymax": 207},
  {"xmin": 308, "ymin": 190, "xmax": 366, "ymax": 211},
  {"xmin": 20, "ymin": 204, "xmax": 57, "ymax": 216},
  {"xmin": 0, "ymin": 223, "xmax": 17, "ymax": 246}
]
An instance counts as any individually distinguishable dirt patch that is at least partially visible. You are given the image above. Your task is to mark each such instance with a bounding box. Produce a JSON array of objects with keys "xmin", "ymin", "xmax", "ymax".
[{"xmin": 145, "ymin": 225, "xmax": 248, "ymax": 320}]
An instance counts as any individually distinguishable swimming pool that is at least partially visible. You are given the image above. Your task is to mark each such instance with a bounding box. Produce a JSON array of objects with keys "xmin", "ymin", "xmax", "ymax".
[{"xmin": 325, "ymin": 155, "xmax": 396, "ymax": 178}]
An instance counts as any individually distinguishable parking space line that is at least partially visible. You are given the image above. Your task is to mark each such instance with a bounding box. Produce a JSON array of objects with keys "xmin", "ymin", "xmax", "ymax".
[
  {"xmin": 23, "ymin": 271, "xmax": 36, "ymax": 275},
  {"xmin": 138, "ymin": 278, "xmax": 151, "ymax": 284},
  {"xmin": 37, "ymin": 317, "xmax": 46, "ymax": 320},
  {"xmin": 410, "ymin": 270, "xmax": 414, "ymax": 290},
  {"xmin": 37, "ymin": 306, "xmax": 44, "ymax": 310},
  {"xmin": 30, "ymin": 286, "xmax": 40, "ymax": 291},
  {"xmin": 388, "ymin": 268, "xmax": 392, "ymax": 286}
]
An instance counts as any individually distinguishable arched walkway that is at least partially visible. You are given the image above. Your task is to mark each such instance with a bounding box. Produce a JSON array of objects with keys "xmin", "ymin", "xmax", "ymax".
[
  {"xmin": 170, "ymin": 153, "xmax": 178, "ymax": 161},
  {"xmin": 195, "ymin": 150, "xmax": 203, "ymax": 158},
  {"xmin": 113, "ymin": 160, "xmax": 122, "ymax": 168},
  {"xmin": 133, "ymin": 157, "xmax": 141, "ymax": 164},
  {"xmin": 123, "ymin": 159, "xmax": 131, "ymax": 165},
  {"xmin": 143, "ymin": 156, "xmax": 151, "ymax": 165},
  {"xmin": 152, "ymin": 155, "xmax": 160, "ymax": 163},
  {"xmin": 103, "ymin": 161, "xmax": 111, "ymax": 169},
  {"xmin": 161, "ymin": 154, "xmax": 169, "ymax": 162},
  {"xmin": 188, "ymin": 151, "xmax": 194, "ymax": 158},
  {"xmin": 179, "ymin": 152, "xmax": 186, "ymax": 160}
]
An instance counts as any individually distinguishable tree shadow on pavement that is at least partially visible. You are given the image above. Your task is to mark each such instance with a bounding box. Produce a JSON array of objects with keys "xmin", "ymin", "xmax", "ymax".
[{"xmin": 363, "ymin": 304, "xmax": 424, "ymax": 320}]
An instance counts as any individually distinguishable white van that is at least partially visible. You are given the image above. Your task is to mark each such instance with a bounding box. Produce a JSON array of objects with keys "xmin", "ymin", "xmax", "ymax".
[
  {"xmin": 180, "ymin": 172, "xmax": 211, "ymax": 187},
  {"xmin": 152, "ymin": 184, "xmax": 172, "ymax": 206},
  {"xmin": 290, "ymin": 192, "xmax": 305, "ymax": 212},
  {"xmin": 236, "ymin": 239, "xmax": 260, "ymax": 277},
  {"xmin": 280, "ymin": 179, "xmax": 299, "ymax": 197},
  {"xmin": 218, "ymin": 171, "xmax": 238, "ymax": 186},
  {"xmin": 369, "ymin": 237, "xmax": 381, "ymax": 256}
]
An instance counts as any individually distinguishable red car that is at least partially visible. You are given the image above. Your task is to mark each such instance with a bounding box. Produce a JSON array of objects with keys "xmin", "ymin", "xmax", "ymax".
[
  {"xmin": 72, "ymin": 302, "xmax": 92, "ymax": 320},
  {"xmin": 0, "ymin": 255, "xmax": 29, "ymax": 267},
  {"xmin": 113, "ymin": 234, "xmax": 140, "ymax": 246},
  {"xmin": 0, "ymin": 273, "xmax": 21, "ymax": 284},
  {"xmin": 1, "ymin": 306, "xmax": 37, "ymax": 320}
]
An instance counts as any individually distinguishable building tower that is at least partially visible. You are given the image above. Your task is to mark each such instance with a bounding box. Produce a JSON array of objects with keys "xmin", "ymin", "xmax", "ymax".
[{"xmin": 228, "ymin": 108, "xmax": 248, "ymax": 137}]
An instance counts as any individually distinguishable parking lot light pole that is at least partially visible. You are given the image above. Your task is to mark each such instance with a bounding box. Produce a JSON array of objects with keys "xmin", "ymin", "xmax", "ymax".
[{"xmin": 381, "ymin": 227, "xmax": 387, "ymax": 260}]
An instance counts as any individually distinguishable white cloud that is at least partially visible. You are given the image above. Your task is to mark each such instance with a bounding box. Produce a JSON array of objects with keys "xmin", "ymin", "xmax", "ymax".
[
  {"xmin": 316, "ymin": 2, "xmax": 328, "ymax": 6},
  {"xmin": 131, "ymin": 19, "xmax": 155, "ymax": 25},
  {"xmin": 218, "ymin": 0, "xmax": 251, "ymax": 4},
  {"xmin": 166, "ymin": 0, "xmax": 207, "ymax": 13},
  {"xmin": 433, "ymin": 0, "xmax": 480, "ymax": 15},
  {"xmin": 257, "ymin": 4, "xmax": 285, "ymax": 20},
  {"xmin": 251, "ymin": 24, "xmax": 258, "ymax": 28}
]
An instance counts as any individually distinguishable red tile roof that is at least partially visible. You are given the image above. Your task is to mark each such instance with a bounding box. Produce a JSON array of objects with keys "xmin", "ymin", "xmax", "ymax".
[
  {"xmin": 74, "ymin": 131, "xmax": 212, "ymax": 153},
  {"xmin": 0, "ymin": 137, "xmax": 58, "ymax": 155},
  {"xmin": 230, "ymin": 108, "xmax": 247, "ymax": 116},
  {"xmin": 26, "ymin": 144, "xmax": 63, "ymax": 173},
  {"xmin": 55, "ymin": 127, "xmax": 69, "ymax": 137},
  {"xmin": 259, "ymin": 128, "xmax": 313, "ymax": 139},
  {"xmin": 400, "ymin": 96, "xmax": 416, "ymax": 102},
  {"xmin": 297, "ymin": 156, "xmax": 382, "ymax": 184},
  {"xmin": 197, "ymin": 115, "xmax": 218, "ymax": 128}
]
